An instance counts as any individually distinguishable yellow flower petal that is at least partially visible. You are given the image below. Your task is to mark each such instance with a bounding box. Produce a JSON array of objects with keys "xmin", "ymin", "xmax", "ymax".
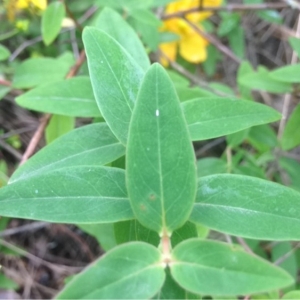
[
  {"xmin": 16, "ymin": 0, "xmax": 29, "ymax": 9},
  {"xmin": 179, "ymin": 31, "xmax": 208, "ymax": 63},
  {"xmin": 160, "ymin": 41, "xmax": 178, "ymax": 66},
  {"xmin": 31, "ymin": 0, "xmax": 47, "ymax": 10}
]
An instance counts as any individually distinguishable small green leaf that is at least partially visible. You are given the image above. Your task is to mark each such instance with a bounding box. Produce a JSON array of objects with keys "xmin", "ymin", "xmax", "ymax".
[
  {"xmin": 257, "ymin": 10, "xmax": 283, "ymax": 24},
  {"xmin": 57, "ymin": 242, "xmax": 165, "ymax": 299},
  {"xmin": 272, "ymin": 242, "xmax": 298, "ymax": 279},
  {"xmin": 281, "ymin": 103, "xmax": 300, "ymax": 150},
  {"xmin": 282, "ymin": 291, "xmax": 300, "ymax": 299},
  {"xmin": 248, "ymin": 124, "xmax": 278, "ymax": 152},
  {"xmin": 0, "ymin": 166, "xmax": 133, "ymax": 223},
  {"xmin": 238, "ymin": 68, "xmax": 292, "ymax": 93},
  {"xmin": 289, "ymin": 37, "xmax": 300, "ymax": 58},
  {"xmin": 10, "ymin": 123, "xmax": 125, "ymax": 183},
  {"xmin": 197, "ymin": 158, "xmax": 227, "ymax": 177},
  {"xmin": 114, "ymin": 220, "xmax": 160, "ymax": 246},
  {"xmin": 270, "ymin": 64, "xmax": 300, "ymax": 83},
  {"xmin": 78, "ymin": 223, "xmax": 117, "ymax": 251},
  {"xmin": 0, "ymin": 44, "xmax": 10, "ymax": 61},
  {"xmin": 83, "ymin": 27, "xmax": 144, "ymax": 144},
  {"xmin": 127, "ymin": 64, "xmax": 197, "ymax": 234},
  {"xmin": 0, "ymin": 273, "xmax": 19, "ymax": 290},
  {"xmin": 16, "ymin": 77, "xmax": 100, "ymax": 117},
  {"xmin": 228, "ymin": 26, "xmax": 245, "ymax": 59},
  {"xmin": 45, "ymin": 115, "xmax": 75, "ymax": 144},
  {"xmin": 182, "ymin": 98, "xmax": 281, "ymax": 141},
  {"xmin": 95, "ymin": 7, "xmax": 150, "ymax": 71},
  {"xmin": 171, "ymin": 222, "xmax": 197, "ymax": 248},
  {"xmin": 42, "ymin": 2, "xmax": 65, "ymax": 45},
  {"xmin": 0, "ymin": 86, "xmax": 10, "ymax": 100},
  {"xmin": 227, "ymin": 128, "xmax": 249, "ymax": 147},
  {"xmin": 171, "ymin": 239, "xmax": 293, "ymax": 296},
  {"xmin": 190, "ymin": 174, "xmax": 300, "ymax": 240},
  {"xmin": 12, "ymin": 57, "xmax": 72, "ymax": 89},
  {"xmin": 128, "ymin": 10, "xmax": 161, "ymax": 51},
  {"xmin": 217, "ymin": 13, "xmax": 240, "ymax": 37},
  {"xmin": 279, "ymin": 157, "xmax": 300, "ymax": 192}
]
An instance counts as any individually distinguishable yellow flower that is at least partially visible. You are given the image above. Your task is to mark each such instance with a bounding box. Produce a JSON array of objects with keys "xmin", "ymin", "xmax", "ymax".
[
  {"xmin": 160, "ymin": 0, "xmax": 222, "ymax": 66},
  {"xmin": 5, "ymin": 0, "xmax": 47, "ymax": 21}
]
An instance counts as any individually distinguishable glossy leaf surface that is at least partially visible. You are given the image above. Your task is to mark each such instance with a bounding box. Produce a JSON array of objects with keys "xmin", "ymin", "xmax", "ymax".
[
  {"xmin": 16, "ymin": 77, "xmax": 100, "ymax": 117},
  {"xmin": 42, "ymin": 2, "xmax": 65, "ymax": 45},
  {"xmin": 171, "ymin": 239, "xmax": 293, "ymax": 296},
  {"xmin": 182, "ymin": 98, "xmax": 281, "ymax": 141},
  {"xmin": 10, "ymin": 123, "xmax": 125, "ymax": 183},
  {"xmin": 190, "ymin": 174, "xmax": 300, "ymax": 240},
  {"xmin": 95, "ymin": 7, "xmax": 150, "ymax": 71},
  {"xmin": 83, "ymin": 27, "xmax": 144, "ymax": 144},
  {"xmin": 57, "ymin": 242, "xmax": 165, "ymax": 299},
  {"xmin": 0, "ymin": 166, "xmax": 133, "ymax": 223},
  {"xmin": 127, "ymin": 64, "xmax": 197, "ymax": 233}
]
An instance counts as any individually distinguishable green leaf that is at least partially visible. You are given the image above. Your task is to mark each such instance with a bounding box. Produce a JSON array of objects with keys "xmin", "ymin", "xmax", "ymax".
[
  {"xmin": 197, "ymin": 158, "xmax": 227, "ymax": 177},
  {"xmin": 279, "ymin": 157, "xmax": 300, "ymax": 192},
  {"xmin": 171, "ymin": 222, "xmax": 197, "ymax": 248},
  {"xmin": 10, "ymin": 123, "xmax": 125, "ymax": 183},
  {"xmin": 155, "ymin": 269, "xmax": 199, "ymax": 299},
  {"xmin": 228, "ymin": 26, "xmax": 245, "ymax": 59},
  {"xmin": 0, "ymin": 85, "xmax": 10, "ymax": 100},
  {"xmin": 95, "ymin": 7, "xmax": 150, "ymax": 71},
  {"xmin": 126, "ymin": 64, "xmax": 197, "ymax": 234},
  {"xmin": 171, "ymin": 239, "xmax": 293, "ymax": 296},
  {"xmin": 272, "ymin": 242, "xmax": 298, "ymax": 279},
  {"xmin": 281, "ymin": 103, "xmax": 300, "ymax": 150},
  {"xmin": 128, "ymin": 10, "xmax": 161, "ymax": 51},
  {"xmin": 182, "ymin": 98, "xmax": 281, "ymax": 141},
  {"xmin": 282, "ymin": 291, "xmax": 300, "ymax": 299},
  {"xmin": 190, "ymin": 174, "xmax": 300, "ymax": 240},
  {"xmin": 12, "ymin": 57, "xmax": 72, "ymax": 89},
  {"xmin": 202, "ymin": 45, "xmax": 221, "ymax": 77},
  {"xmin": 257, "ymin": 10, "xmax": 283, "ymax": 24},
  {"xmin": 0, "ymin": 166, "xmax": 133, "ymax": 223},
  {"xmin": 16, "ymin": 77, "xmax": 100, "ymax": 117},
  {"xmin": 247, "ymin": 124, "xmax": 278, "ymax": 152},
  {"xmin": 217, "ymin": 13, "xmax": 240, "ymax": 37},
  {"xmin": 0, "ymin": 44, "xmax": 10, "ymax": 61},
  {"xmin": 42, "ymin": 2, "xmax": 65, "ymax": 45},
  {"xmin": 226, "ymin": 128, "xmax": 249, "ymax": 147},
  {"xmin": 78, "ymin": 223, "xmax": 117, "ymax": 251},
  {"xmin": 289, "ymin": 37, "xmax": 300, "ymax": 58},
  {"xmin": 57, "ymin": 242, "xmax": 165, "ymax": 299},
  {"xmin": 270, "ymin": 64, "xmax": 300, "ymax": 83},
  {"xmin": 0, "ymin": 273, "xmax": 19, "ymax": 290},
  {"xmin": 238, "ymin": 68, "xmax": 292, "ymax": 93},
  {"xmin": 83, "ymin": 27, "xmax": 144, "ymax": 144},
  {"xmin": 114, "ymin": 220, "xmax": 160, "ymax": 246},
  {"xmin": 45, "ymin": 115, "xmax": 75, "ymax": 144}
]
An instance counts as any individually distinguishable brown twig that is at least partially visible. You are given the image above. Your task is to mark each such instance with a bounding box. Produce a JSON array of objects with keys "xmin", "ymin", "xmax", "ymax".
[
  {"xmin": 162, "ymin": 3, "xmax": 293, "ymax": 20},
  {"xmin": 19, "ymin": 114, "xmax": 51, "ymax": 165},
  {"xmin": 183, "ymin": 17, "xmax": 242, "ymax": 64},
  {"xmin": 236, "ymin": 237, "xmax": 255, "ymax": 255}
]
